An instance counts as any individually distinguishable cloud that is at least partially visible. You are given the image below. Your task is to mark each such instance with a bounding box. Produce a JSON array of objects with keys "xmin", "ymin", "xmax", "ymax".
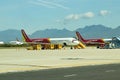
[
  {"xmin": 65, "ymin": 12, "xmax": 95, "ymax": 20},
  {"xmin": 65, "ymin": 14, "xmax": 80, "ymax": 20},
  {"xmin": 99, "ymin": 10, "xmax": 110, "ymax": 16},
  {"xmin": 29, "ymin": 1, "xmax": 55, "ymax": 8},
  {"xmin": 82, "ymin": 12, "xmax": 94, "ymax": 18},
  {"xmin": 30, "ymin": 0, "xmax": 70, "ymax": 10}
]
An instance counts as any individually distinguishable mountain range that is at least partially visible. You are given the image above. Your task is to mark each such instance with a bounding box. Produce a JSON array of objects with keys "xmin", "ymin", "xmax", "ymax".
[{"xmin": 0, "ymin": 24, "xmax": 120, "ymax": 42}]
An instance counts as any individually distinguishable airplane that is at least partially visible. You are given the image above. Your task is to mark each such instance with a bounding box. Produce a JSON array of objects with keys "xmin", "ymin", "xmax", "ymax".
[
  {"xmin": 9, "ymin": 37, "xmax": 24, "ymax": 45},
  {"xmin": 21, "ymin": 29, "xmax": 80, "ymax": 47},
  {"xmin": 9, "ymin": 41, "xmax": 23, "ymax": 45},
  {"xmin": 76, "ymin": 31, "xmax": 105, "ymax": 47}
]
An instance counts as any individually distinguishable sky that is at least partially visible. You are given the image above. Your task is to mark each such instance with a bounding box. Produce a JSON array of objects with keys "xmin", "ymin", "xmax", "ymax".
[{"xmin": 0, "ymin": 0, "xmax": 120, "ymax": 34}]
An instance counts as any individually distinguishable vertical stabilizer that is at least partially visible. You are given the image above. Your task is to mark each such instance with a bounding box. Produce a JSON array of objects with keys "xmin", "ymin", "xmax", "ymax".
[
  {"xmin": 76, "ymin": 31, "xmax": 86, "ymax": 43},
  {"xmin": 21, "ymin": 29, "xmax": 31, "ymax": 42},
  {"xmin": 16, "ymin": 38, "xmax": 19, "ymax": 41}
]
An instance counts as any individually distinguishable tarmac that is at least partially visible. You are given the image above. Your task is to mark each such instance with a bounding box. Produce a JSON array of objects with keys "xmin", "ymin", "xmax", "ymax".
[{"xmin": 0, "ymin": 48, "xmax": 120, "ymax": 73}]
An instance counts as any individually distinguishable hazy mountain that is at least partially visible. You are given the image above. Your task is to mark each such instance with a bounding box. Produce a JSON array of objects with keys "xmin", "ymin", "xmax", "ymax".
[
  {"xmin": 0, "ymin": 25, "xmax": 120, "ymax": 42},
  {"xmin": 0, "ymin": 29, "xmax": 22, "ymax": 42},
  {"xmin": 76, "ymin": 25, "xmax": 113, "ymax": 38},
  {"xmin": 31, "ymin": 28, "xmax": 74, "ymax": 38},
  {"xmin": 78, "ymin": 25, "xmax": 120, "ymax": 38}
]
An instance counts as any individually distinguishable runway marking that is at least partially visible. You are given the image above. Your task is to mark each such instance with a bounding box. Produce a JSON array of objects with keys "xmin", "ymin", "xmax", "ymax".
[
  {"xmin": 61, "ymin": 58, "xmax": 120, "ymax": 60},
  {"xmin": 61, "ymin": 58, "xmax": 84, "ymax": 60},
  {"xmin": 105, "ymin": 70, "xmax": 116, "ymax": 73},
  {"xmin": 64, "ymin": 74, "xmax": 77, "ymax": 77}
]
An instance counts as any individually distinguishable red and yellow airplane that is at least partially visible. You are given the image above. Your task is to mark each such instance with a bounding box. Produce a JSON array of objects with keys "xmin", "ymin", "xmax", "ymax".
[
  {"xmin": 21, "ymin": 29, "xmax": 79, "ymax": 46},
  {"xmin": 76, "ymin": 31, "xmax": 105, "ymax": 47}
]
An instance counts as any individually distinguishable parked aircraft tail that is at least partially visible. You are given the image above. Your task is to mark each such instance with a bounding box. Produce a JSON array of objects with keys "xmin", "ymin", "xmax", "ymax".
[
  {"xmin": 76, "ymin": 31, "xmax": 86, "ymax": 43},
  {"xmin": 21, "ymin": 29, "xmax": 32, "ymax": 42},
  {"xmin": 16, "ymin": 37, "xmax": 19, "ymax": 41}
]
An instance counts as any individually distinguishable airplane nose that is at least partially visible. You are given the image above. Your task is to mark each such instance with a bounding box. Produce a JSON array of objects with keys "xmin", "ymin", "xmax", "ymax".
[
  {"xmin": 75, "ymin": 41, "xmax": 80, "ymax": 44},
  {"xmin": 72, "ymin": 40, "xmax": 79, "ymax": 44}
]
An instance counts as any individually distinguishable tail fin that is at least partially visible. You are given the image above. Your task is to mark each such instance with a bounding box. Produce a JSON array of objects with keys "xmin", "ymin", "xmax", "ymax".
[
  {"xmin": 76, "ymin": 31, "xmax": 85, "ymax": 43},
  {"xmin": 16, "ymin": 37, "xmax": 19, "ymax": 41},
  {"xmin": 21, "ymin": 29, "xmax": 31, "ymax": 42}
]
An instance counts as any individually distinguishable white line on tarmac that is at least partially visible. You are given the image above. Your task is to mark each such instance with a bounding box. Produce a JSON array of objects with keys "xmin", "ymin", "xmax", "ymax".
[{"xmin": 64, "ymin": 74, "xmax": 77, "ymax": 77}]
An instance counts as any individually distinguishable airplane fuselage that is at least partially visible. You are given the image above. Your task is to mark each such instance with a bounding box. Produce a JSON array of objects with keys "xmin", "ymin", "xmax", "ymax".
[
  {"xmin": 29, "ymin": 38, "xmax": 79, "ymax": 46},
  {"xmin": 50, "ymin": 38, "xmax": 79, "ymax": 46},
  {"xmin": 84, "ymin": 39, "xmax": 104, "ymax": 44},
  {"xmin": 30, "ymin": 38, "xmax": 50, "ymax": 43}
]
